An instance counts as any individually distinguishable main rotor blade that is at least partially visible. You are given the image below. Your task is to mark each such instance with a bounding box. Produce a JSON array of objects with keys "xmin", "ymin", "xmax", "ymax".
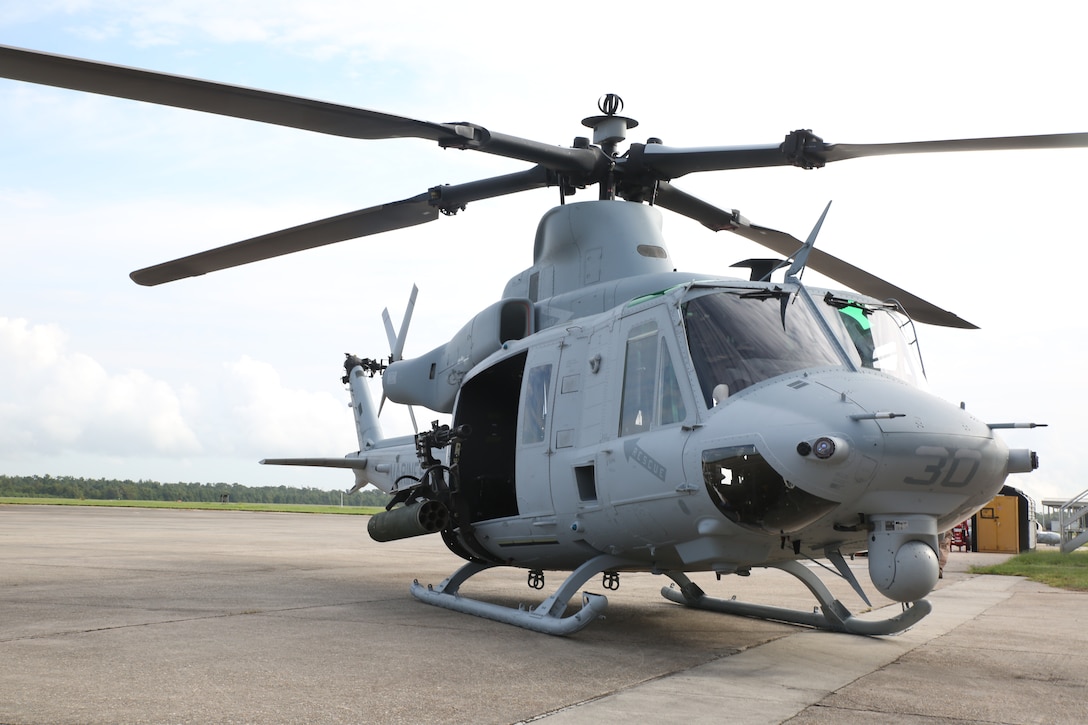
[
  {"xmin": 634, "ymin": 143, "xmax": 789, "ymax": 177},
  {"xmin": 735, "ymin": 223, "xmax": 979, "ymax": 329},
  {"xmin": 0, "ymin": 45, "xmax": 603, "ymax": 175},
  {"xmin": 630, "ymin": 131, "xmax": 1088, "ymax": 178},
  {"xmin": 821, "ymin": 133, "xmax": 1088, "ymax": 163},
  {"xmin": 130, "ymin": 194, "xmax": 436, "ymax": 286},
  {"xmin": 655, "ymin": 183, "xmax": 978, "ymax": 329},
  {"xmin": 0, "ymin": 44, "xmax": 456, "ymax": 141},
  {"xmin": 130, "ymin": 166, "xmax": 554, "ymax": 286}
]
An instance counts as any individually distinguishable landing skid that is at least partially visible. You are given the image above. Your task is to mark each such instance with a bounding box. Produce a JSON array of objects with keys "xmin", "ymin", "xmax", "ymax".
[
  {"xmin": 661, "ymin": 560, "xmax": 932, "ymax": 636},
  {"xmin": 410, "ymin": 554, "xmax": 632, "ymax": 635}
]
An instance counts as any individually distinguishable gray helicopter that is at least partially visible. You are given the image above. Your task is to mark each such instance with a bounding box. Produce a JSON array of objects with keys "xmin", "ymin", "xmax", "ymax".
[{"xmin": 4, "ymin": 45, "xmax": 1080, "ymax": 636}]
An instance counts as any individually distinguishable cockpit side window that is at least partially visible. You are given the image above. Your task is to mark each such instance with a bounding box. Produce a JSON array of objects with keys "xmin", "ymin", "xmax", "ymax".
[
  {"xmin": 866, "ymin": 309, "xmax": 926, "ymax": 386},
  {"xmin": 838, "ymin": 305, "xmax": 876, "ymax": 367},
  {"xmin": 821, "ymin": 297, "xmax": 927, "ymax": 388},
  {"xmin": 619, "ymin": 320, "xmax": 690, "ymax": 436},
  {"xmin": 658, "ymin": 338, "xmax": 686, "ymax": 426},
  {"xmin": 683, "ymin": 289, "xmax": 844, "ymax": 408},
  {"xmin": 619, "ymin": 322, "xmax": 657, "ymax": 436}
]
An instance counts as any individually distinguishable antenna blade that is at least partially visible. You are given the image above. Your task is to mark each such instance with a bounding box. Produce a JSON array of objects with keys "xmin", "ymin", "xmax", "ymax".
[
  {"xmin": 804, "ymin": 201, "xmax": 833, "ymax": 247},
  {"xmin": 785, "ymin": 201, "xmax": 832, "ymax": 279}
]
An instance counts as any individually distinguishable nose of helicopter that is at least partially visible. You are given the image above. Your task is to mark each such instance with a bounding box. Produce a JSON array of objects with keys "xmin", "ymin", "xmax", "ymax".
[
  {"xmin": 741, "ymin": 370, "xmax": 1018, "ymax": 514},
  {"xmin": 699, "ymin": 369, "xmax": 1034, "ymax": 602}
]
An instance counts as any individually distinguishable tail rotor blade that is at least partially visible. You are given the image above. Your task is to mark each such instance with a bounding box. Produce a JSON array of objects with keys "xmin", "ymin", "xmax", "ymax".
[
  {"xmin": 392, "ymin": 285, "xmax": 418, "ymax": 362},
  {"xmin": 378, "ymin": 286, "xmax": 420, "ymax": 431},
  {"xmin": 382, "ymin": 309, "xmax": 397, "ymax": 355}
]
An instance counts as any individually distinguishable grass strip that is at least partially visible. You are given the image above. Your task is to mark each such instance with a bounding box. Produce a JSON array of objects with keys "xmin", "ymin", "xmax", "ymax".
[
  {"xmin": 970, "ymin": 549, "xmax": 1088, "ymax": 591},
  {"xmin": 0, "ymin": 496, "xmax": 382, "ymax": 515}
]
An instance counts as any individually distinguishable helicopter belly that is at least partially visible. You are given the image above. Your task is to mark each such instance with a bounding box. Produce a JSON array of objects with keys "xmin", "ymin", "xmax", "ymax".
[{"xmin": 471, "ymin": 517, "xmax": 590, "ymax": 570}]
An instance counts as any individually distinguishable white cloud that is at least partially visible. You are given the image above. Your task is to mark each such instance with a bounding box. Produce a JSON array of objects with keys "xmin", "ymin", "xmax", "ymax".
[
  {"xmin": 0, "ymin": 316, "xmax": 201, "ymax": 456},
  {"xmin": 218, "ymin": 355, "xmax": 355, "ymax": 456},
  {"xmin": 0, "ymin": 316, "xmax": 360, "ymax": 481}
]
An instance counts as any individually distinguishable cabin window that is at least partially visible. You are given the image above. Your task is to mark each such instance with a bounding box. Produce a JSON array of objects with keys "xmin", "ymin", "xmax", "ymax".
[
  {"xmin": 619, "ymin": 322, "xmax": 658, "ymax": 436},
  {"xmin": 521, "ymin": 364, "xmax": 552, "ymax": 445},
  {"xmin": 620, "ymin": 321, "xmax": 689, "ymax": 435},
  {"xmin": 637, "ymin": 244, "xmax": 668, "ymax": 259}
]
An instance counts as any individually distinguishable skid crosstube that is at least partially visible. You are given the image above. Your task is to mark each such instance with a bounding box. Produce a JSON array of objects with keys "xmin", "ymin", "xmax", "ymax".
[
  {"xmin": 411, "ymin": 554, "xmax": 931, "ymax": 636},
  {"xmin": 661, "ymin": 560, "xmax": 932, "ymax": 636},
  {"xmin": 410, "ymin": 554, "xmax": 633, "ymax": 635}
]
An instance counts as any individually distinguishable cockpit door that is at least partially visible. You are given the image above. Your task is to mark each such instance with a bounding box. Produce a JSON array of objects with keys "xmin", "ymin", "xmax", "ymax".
[{"xmin": 604, "ymin": 303, "xmax": 698, "ymax": 508}]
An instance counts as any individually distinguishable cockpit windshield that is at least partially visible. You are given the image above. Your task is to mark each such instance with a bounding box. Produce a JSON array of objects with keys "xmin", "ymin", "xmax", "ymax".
[
  {"xmin": 683, "ymin": 287, "xmax": 845, "ymax": 408},
  {"xmin": 820, "ymin": 294, "xmax": 927, "ymax": 388}
]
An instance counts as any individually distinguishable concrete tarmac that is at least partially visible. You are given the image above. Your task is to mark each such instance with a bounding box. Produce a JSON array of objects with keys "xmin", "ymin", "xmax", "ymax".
[{"xmin": 1, "ymin": 504, "xmax": 1085, "ymax": 724}]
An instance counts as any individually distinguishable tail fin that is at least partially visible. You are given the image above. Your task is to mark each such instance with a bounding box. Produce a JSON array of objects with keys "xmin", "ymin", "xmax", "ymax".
[
  {"xmin": 342, "ymin": 354, "xmax": 383, "ymax": 451},
  {"xmin": 265, "ymin": 288, "xmax": 422, "ymax": 489},
  {"xmin": 263, "ymin": 354, "xmax": 418, "ymax": 494}
]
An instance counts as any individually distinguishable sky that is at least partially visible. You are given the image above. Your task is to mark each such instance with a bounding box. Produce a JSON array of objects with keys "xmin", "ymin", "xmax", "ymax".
[{"xmin": 1, "ymin": 1, "xmax": 1085, "ymax": 503}]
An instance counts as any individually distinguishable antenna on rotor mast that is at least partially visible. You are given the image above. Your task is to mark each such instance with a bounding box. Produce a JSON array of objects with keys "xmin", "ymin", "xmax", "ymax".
[{"xmin": 582, "ymin": 94, "xmax": 639, "ymax": 200}]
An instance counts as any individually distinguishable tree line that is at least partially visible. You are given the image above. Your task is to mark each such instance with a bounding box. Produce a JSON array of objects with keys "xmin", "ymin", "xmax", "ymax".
[{"xmin": 0, "ymin": 474, "xmax": 391, "ymax": 507}]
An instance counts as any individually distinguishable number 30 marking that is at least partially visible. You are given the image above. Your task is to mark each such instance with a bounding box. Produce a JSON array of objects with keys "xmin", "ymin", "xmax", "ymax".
[{"xmin": 904, "ymin": 446, "xmax": 982, "ymax": 488}]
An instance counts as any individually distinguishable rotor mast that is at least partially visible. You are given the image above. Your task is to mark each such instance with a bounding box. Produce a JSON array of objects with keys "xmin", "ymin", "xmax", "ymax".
[{"xmin": 581, "ymin": 93, "xmax": 639, "ymax": 201}]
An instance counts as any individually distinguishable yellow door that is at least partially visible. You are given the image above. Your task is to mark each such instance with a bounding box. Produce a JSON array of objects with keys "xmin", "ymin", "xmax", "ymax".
[{"xmin": 975, "ymin": 495, "xmax": 1019, "ymax": 553}]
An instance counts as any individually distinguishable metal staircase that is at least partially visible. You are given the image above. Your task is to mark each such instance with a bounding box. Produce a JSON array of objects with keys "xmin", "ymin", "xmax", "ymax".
[{"xmin": 1058, "ymin": 488, "xmax": 1088, "ymax": 553}]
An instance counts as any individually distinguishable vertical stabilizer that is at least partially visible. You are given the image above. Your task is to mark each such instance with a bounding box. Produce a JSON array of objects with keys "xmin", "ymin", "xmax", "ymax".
[
  {"xmin": 263, "ymin": 355, "xmax": 417, "ymax": 493},
  {"xmin": 343, "ymin": 354, "xmax": 383, "ymax": 451}
]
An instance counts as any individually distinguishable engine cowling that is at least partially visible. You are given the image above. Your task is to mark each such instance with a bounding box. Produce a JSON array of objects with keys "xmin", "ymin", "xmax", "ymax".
[{"xmin": 384, "ymin": 298, "xmax": 532, "ymax": 412}]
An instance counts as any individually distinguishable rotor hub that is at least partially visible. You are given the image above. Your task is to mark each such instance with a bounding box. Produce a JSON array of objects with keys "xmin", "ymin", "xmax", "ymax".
[{"xmin": 582, "ymin": 93, "xmax": 638, "ymax": 150}]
